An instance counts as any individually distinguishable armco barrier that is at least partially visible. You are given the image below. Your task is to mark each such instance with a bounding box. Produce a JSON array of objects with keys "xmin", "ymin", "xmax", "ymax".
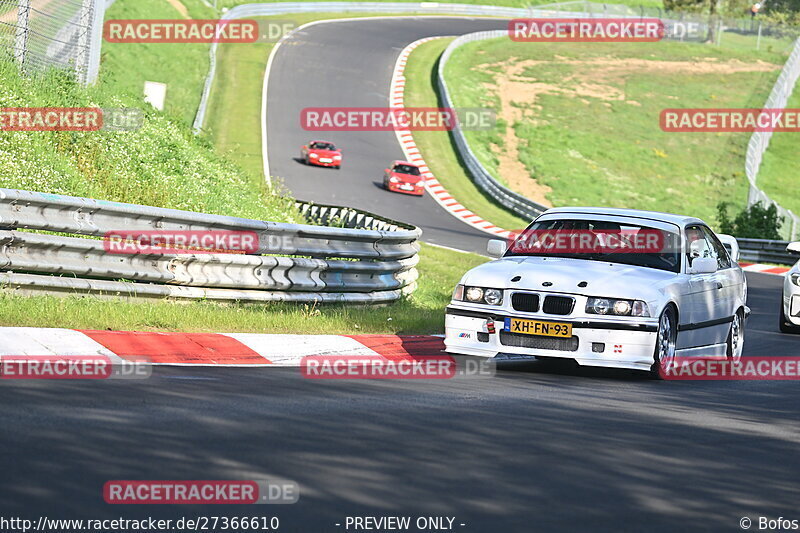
[
  {"xmin": 737, "ymin": 237, "xmax": 798, "ymax": 266},
  {"xmin": 0, "ymin": 189, "xmax": 421, "ymax": 302},
  {"xmin": 437, "ymin": 29, "xmax": 549, "ymax": 221}
]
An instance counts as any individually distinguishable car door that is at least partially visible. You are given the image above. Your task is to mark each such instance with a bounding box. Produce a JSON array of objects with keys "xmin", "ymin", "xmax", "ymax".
[
  {"xmin": 680, "ymin": 225, "xmax": 727, "ymax": 349},
  {"xmin": 701, "ymin": 225, "xmax": 741, "ymax": 323}
]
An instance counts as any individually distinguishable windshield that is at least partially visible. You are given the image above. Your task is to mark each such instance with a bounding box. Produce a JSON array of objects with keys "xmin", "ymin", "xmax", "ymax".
[
  {"xmin": 393, "ymin": 164, "xmax": 420, "ymax": 176},
  {"xmin": 505, "ymin": 218, "xmax": 682, "ymax": 273},
  {"xmin": 311, "ymin": 142, "xmax": 335, "ymax": 150}
]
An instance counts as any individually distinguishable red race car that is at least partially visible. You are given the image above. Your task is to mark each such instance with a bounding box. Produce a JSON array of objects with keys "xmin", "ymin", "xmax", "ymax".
[
  {"xmin": 383, "ymin": 161, "xmax": 425, "ymax": 196},
  {"xmin": 301, "ymin": 140, "xmax": 342, "ymax": 168}
]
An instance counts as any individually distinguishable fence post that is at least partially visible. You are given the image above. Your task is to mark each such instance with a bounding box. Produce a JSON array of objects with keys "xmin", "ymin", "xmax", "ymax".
[
  {"xmin": 75, "ymin": 0, "xmax": 98, "ymax": 86},
  {"xmin": 84, "ymin": 0, "xmax": 106, "ymax": 85},
  {"xmin": 14, "ymin": 0, "xmax": 31, "ymax": 68}
]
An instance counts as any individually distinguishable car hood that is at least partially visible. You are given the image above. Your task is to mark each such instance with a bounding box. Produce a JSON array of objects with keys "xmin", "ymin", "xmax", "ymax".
[{"xmin": 461, "ymin": 256, "xmax": 678, "ymax": 299}]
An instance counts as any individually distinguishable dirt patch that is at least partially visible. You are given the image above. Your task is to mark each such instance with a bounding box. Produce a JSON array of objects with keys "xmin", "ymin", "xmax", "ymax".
[
  {"xmin": 165, "ymin": 0, "xmax": 191, "ymax": 19},
  {"xmin": 476, "ymin": 56, "xmax": 781, "ymax": 206}
]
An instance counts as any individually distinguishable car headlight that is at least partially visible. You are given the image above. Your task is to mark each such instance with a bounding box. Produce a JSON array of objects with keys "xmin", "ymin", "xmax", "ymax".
[
  {"xmin": 484, "ymin": 289, "xmax": 503, "ymax": 305},
  {"xmin": 309, "ymin": 153, "xmax": 318, "ymax": 158},
  {"xmin": 454, "ymin": 285, "xmax": 503, "ymax": 306},
  {"xmin": 389, "ymin": 177, "xmax": 400, "ymax": 183},
  {"xmin": 586, "ymin": 297, "xmax": 649, "ymax": 317},
  {"xmin": 792, "ymin": 273, "xmax": 800, "ymax": 287},
  {"xmin": 334, "ymin": 155, "xmax": 342, "ymax": 160}
]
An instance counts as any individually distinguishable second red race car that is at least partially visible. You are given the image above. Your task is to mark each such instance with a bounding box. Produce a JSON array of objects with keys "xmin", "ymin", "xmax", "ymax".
[
  {"xmin": 383, "ymin": 161, "xmax": 425, "ymax": 196},
  {"xmin": 301, "ymin": 140, "xmax": 342, "ymax": 168}
]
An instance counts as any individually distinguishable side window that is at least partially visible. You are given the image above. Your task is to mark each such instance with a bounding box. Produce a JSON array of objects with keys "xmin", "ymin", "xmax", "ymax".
[
  {"xmin": 685, "ymin": 225, "xmax": 713, "ymax": 265},
  {"xmin": 701, "ymin": 226, "xmax": 732, "ymax": 270}
]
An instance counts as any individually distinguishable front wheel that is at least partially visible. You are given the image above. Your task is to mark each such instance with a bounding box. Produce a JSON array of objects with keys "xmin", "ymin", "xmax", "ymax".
[
  {"xmin": 726, "ymin": 310, "xmax": 744, "ymax": 361},
  {"xmin": 651, "ymin": 306, "xmax": 677, "ymax": 379}
]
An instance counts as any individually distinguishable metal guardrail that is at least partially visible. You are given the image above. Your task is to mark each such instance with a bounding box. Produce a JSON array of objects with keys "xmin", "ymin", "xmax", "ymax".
[
  {"xmin": 436, "ymin": 9, "xmax": 711, "ymax": 222},
  {"xmin": 0, "ymin": 189, "xmax": 421, "ymax": 302},
  {"xmin": 737, "ymin": 237, "xmax": 798, "ymax": 266},
  {"xmin": 437, "ymin": 29, "xmax": 549, "ymax": 221}
]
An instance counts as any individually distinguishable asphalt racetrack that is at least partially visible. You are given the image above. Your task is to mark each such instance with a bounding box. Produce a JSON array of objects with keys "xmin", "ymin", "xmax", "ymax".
[
  {"xmin": 266, "ymin": 17, "xmax": 512, "ymax": 254},
  {"xmin": 0, "ymin": 272, "xmax": 798, "ymax": 532},
  {"xmin": 1, "ymin": 15, "xmax": 798, "ymax": 533}
]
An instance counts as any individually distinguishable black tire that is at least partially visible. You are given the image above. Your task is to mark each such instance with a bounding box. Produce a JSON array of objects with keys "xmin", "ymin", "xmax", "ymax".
[
  {"xmin": 726, "ymin": 309, "xmax": 744, "ymax": 361},
  {"xmin": 780, "ymin": 304, "xmax": 800, "ymax": 334},
  {"xmin": 651, "ymin": 306, "xmax": 678, "ymax": 379}
]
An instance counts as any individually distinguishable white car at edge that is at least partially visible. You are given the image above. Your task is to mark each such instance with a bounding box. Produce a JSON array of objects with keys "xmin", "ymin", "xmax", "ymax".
[
  {"xmin": 780, "ymin": 242, "xmax": 800, "ymax": 333},
  {"xmin": 444, "ymin": 207, "xmax": 749, "ymax": 376}
]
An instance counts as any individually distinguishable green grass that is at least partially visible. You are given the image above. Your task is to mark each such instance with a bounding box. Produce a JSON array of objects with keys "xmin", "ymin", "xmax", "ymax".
[
  {"xmin": 402, "ymin": 38, "xmax": 529, "ymax": 230},
  {"xmin": 443, "ymin": 35, "xmax": 793, "ymax": 226},
  {"xmin": 101, "ymin": 0, "xmax": 217, "ymax": 126},
  {"xmin": 757, "ymin": 85, "xmax": 800, "ymax": 217},
  {"xmin": 0, "ymin": 59, "xmax": 299, "ymax": 221},
  {"xmin": 0, "ymin": 243, "xmax": 487, "ymax": 333}
]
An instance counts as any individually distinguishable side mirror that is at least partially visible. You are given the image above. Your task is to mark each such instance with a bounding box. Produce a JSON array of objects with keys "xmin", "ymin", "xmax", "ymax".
[
  {"xmin": 718, "ymin": 234, "xmax": 740, "ymax": 262},
  {"xmin": 787, "ymin": 242, "xmax": 800, "ymax": 254},
  {"xmin": 689, "ymin": 256, "xmax": 717, "ymax": 275},
  {"xmin": 384, "ymin": 168, "xmax": 390, "ymax": 173},
  {"xmin": 487, "ymin": 239, "xmax": 507, "ymax": 258}
]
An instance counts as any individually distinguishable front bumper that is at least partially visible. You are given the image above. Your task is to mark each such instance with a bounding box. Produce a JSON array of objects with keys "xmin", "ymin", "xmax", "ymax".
[
  {"xmin": 308, "ymin": 156, "xmax": 340, "ymax": 167},
  {"xmin": 387, "ymin": 182, "xmax": 424, "ymax": 196},
  {"xmin": 444, "ymin": 306, "xmax": 659, "ymax": 371}
]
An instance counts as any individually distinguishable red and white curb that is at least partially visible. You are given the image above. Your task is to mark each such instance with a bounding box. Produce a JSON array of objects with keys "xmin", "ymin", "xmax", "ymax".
[
  {"xmin": 390, "ymin": 37, "xmax": 512, "ymax": 239},
  {"xmin": 0, "ymin": 328, "xmax": 445, "ymax": 367},
  {"xmin": 739, "ymin": 263, "xmax": 791, "ymax": 275}
]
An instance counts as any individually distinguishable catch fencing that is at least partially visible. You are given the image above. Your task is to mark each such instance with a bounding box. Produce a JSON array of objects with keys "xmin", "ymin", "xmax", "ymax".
[
  {"xmin": 0, "ymin": 0, "xmax": 105, "ymax": 85},
  {"xmin": 745, "ymin": 37, "xmax": 800, "ymax": 241},
  {"xmin": 0, "ymin": 189, "xmax": 421, "ymax": 303}
]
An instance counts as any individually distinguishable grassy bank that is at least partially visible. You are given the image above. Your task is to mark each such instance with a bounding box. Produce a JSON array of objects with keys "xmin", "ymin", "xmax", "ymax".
[
  {"xmin": 402, "ymin": 38, "xmax": 529, "ymax": 230},
  {"xmin": 102, "ymin": 0, "xmax": 216, "ymax": 126},
  {"xmin": 0, "ymin": 243, "xmax": 486, "ymax": 333},
  {"xmin": 443, "ymin": 35, "xmax": 792, "ymax": 226},
  {"xmin": 757, "ymin": 85, "xmax": 800, "ymax": 217}
]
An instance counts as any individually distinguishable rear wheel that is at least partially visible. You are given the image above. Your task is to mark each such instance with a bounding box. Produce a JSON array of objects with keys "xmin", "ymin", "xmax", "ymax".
[
  {"xmin": 780, "ymin": 304, "xmax": 800, "ymax": 334},
  {"xmin": 651, "ymin": 306, "xmax": 677, "ymax": 378},
  {"xmin": 726, "ymin": 310, "xmax": 744, "ymax": 361}
]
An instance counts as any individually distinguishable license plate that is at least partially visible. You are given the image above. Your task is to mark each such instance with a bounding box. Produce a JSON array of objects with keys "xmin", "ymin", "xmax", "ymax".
[
  {"xmin": 401, "ymin": 184, "xmax": 413, "ymax": 190},
  {"xmin": 504, "ymin": 317, "xmax": 572, "ymax": 337},
  {"xmin": 319, "ymin": 158, "xmax": 333, "ymax": 163}
]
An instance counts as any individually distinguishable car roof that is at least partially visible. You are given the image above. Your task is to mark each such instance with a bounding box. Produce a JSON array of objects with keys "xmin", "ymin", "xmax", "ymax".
[
  {"xmin": 541, "ymin": 207, "xmax": 706, "ymax": 227},
  {"xmin": 392, "ymin": 160, "xmax": 418, "ymax": 167}
]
